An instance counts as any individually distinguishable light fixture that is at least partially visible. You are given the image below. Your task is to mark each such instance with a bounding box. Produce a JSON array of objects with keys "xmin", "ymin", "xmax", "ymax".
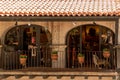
[
  {"xmin": 72, "ymin": 22, "xmax": 76, "ymax": 26},
  {"xmin": 45, "ymin": 27, "xmax": 48, "ymax": 31},
  {"xmin": 28, "ymin": 22, "xmax": 31, "ymax": 26},
  {"xmin": 107, "ymin": 30, "xmax": 111, "ymax": 36},
  {"xmin": 15, "ymin": 21, "xmax": 18, "ymax": 26},
  {"xmin": 93, "ymin": 21, "xmax": 96, "ymax": 25}
]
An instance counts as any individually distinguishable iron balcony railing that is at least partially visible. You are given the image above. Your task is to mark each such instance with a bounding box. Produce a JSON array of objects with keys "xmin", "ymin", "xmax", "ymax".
[{"xmin": 0, "ymin": 50, "xmax": 116, "ymax": 71}]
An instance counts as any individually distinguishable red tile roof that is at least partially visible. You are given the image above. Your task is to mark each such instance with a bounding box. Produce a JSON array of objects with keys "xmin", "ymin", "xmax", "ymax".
[{"xmin": 0, "ymin": 0, "xmax": 120, "ymax": 17}]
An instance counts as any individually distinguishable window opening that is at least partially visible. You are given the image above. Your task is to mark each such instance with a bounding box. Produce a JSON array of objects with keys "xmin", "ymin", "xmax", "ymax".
[{"xmin": 66, "ymin": 25, "xmax": 116, "ymax": 70}]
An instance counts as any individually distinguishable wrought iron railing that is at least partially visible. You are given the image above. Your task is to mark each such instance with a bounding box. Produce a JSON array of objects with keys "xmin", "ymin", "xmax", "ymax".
[{"xmin": 0, "ymin": 49, "xmax": 116, "ymax": 71}]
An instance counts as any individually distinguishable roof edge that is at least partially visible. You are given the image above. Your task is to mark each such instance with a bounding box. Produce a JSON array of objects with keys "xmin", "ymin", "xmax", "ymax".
[{"xmin": 0, "ymin": 16, "xmax": 119, "ymax": 21}]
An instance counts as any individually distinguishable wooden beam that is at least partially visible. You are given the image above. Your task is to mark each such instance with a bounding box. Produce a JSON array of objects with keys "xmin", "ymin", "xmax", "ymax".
[{"xmin": 0, "ymin": 16, "xmax": 119, "ymax": 21}]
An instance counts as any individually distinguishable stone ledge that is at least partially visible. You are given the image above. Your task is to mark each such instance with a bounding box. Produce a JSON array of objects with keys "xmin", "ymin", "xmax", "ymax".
[
  {"xmin": 0, "ymin": 71, "xmax": 118, "ymax": 77},
  {"xmin": 0, "ymin": 71, "xmax": 117, "ymax": 80}
]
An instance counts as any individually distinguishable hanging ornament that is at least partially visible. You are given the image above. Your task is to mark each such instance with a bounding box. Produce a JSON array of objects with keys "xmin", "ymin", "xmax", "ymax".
[{"xmin": 31, "ymin": 36, "xmax": 35, "ymax": 44}]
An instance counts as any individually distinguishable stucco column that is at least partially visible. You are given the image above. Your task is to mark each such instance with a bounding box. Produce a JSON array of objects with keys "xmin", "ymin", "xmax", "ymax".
[
  {"xmin": 117, "ymin": 48, "xmax": 120, "ymax": 69},
  {"xmin": 118, "ymin": 18, "xmax": 120, "ymax": 44},
  {"xmin": 51, "ymin": 22, "xmax": 66, "ymax": 68},
  {"xmin": 0, "ymin": 45, "xmax": 2, "ymax": 68},
  {"xmin": 117, "ymin": 18, "xmax": 120, "ymax": 69},
  {"xmin": 51, "ymin": 22, "xmax": 60, "ymax": 44},
  {"xmin": 51, "ymin": 45, "xmax": 67, "ymax": 68}
]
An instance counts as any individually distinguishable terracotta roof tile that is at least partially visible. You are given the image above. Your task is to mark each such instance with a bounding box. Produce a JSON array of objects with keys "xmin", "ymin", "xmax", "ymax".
[{"xmin": 0, "ymin": 0, "xmax": 119, "ymax": 16}]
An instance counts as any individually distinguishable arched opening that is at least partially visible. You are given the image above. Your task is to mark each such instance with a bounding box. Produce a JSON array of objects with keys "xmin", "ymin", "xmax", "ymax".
[
  {"xmin": 3, "ymin": 24, "xmax": 52, "ymax": 69},
  {"xmin": 66, "ymin": 24, "xmax": 116, "ymax": 69}
]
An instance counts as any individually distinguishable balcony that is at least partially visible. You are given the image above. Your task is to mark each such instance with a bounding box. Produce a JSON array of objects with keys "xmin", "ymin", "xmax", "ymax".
[{"xmin": 0, "ymin": 49, "xmax": 116, "ymax": 72}]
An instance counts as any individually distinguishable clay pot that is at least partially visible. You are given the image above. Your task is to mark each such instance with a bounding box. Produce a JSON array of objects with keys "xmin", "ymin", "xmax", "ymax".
[
  {"xmin": 103, "ymin": 51, "xmax": 110, "ymax": 58},
  {"xmin": 19, "ymin": 55, "xmax": 27, "ymax": 65},
  {"xmin": 78, "ymin": 57, "xmax": 84, "ymax": 63},
  {"xmin": 51, "ymin": 54, "xmax": 58, "ymax": 60},
  {"xmin": 20, "ymin": 58, "xmax": 27, "ymax": 65}
]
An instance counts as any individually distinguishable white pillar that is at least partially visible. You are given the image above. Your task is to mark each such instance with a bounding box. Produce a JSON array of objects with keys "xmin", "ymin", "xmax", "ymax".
[
  {"xmin": 51, "ymin": 45, "xmax": 67, "ymax": 68},
  {"xmin": 117, "ymin": 18, "xmax": 120, "ymax": 69}
]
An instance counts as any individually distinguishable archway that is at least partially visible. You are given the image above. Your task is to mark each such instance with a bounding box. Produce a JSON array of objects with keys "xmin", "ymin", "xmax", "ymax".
[
  {"xmin": 66, "ymin": 24, "xmax": 115, "ymax": 69},
  {"xmin": 3, "ymin": 24, "xmax": 52, "ymax": 69}
]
